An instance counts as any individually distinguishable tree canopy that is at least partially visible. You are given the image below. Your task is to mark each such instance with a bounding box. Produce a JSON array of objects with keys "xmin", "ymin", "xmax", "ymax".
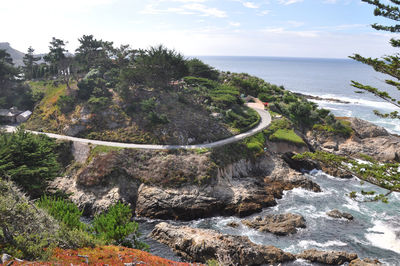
[
  {"xmin": 350, "ymin": 0, "xmax": 400, "ymax": 119},
  {"xmin": 0, "ymin": 128, "xmax": 60, "ymax": 198}
]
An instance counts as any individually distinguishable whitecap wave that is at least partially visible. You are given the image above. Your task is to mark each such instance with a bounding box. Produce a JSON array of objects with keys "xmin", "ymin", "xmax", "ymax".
[
  {"xmin": 343, "ymin": 196, "xmax": 361, "ymax": 212},
  {"xmin": 365, "ymin": 220, "xmax": 400, "ymax": 254},
  {"xmin": 297, "ymin": 239, "xmax": 347, "ymax": 249},
  {"xmin": 289, "ymin": 187, "xmax": 333, "ymax": 198},
  {"xmin": 286, "ymin": 239, "xmax": 347, "ymax": 253},
  {"xmin": 309, "ymin": 94, "xmax": 399, "ymax": 111}
]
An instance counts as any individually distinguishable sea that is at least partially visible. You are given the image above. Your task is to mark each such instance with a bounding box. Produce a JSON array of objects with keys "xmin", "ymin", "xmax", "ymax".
[{"xmin": 137, "ymin": 56, "xmax": 400, "ymax": 265}]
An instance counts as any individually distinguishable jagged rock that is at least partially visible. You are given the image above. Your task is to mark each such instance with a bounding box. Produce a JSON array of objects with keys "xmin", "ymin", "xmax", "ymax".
[
  {"xmin": 306, "ymin": 117, "xmax": 400, "ymax": 163},
  {"xmin": 226, "ymin": 221, "xmax": 239, "ymax": 228},
  {"xmin": 320, "ymin": 164, "xmax": 353, "ymax": 179},
  {"xmin": 349, "ymin": 258, "xmax": 382, "ymax": 266},
  {"xmin": 282, "ymin": 152, "xmax": 321, "ymax": 172},
  {"xmin": 52, "ymin": 148, "xmax": 320, "ymax": 219},
  {"xmin": 1, "ymin": 254, "xmax": 12, "ymax": 264},
  {"xmin": 327, "ymin": 209, "xmax": 354, "ymax": 220},
  {"xmin": 347, "ymin": 117, "xmax": 389, "ymax": 139},
  {"xmin": 297, "ymin": 249, "xmax": 358, "ymax": 265},
  {"xmin": 150, "ymin": 222, "xmax": 296, "ymax": 265},
  {"xmin": 242, "ymin": 213, "xmax": 306, "ymax": 235}
]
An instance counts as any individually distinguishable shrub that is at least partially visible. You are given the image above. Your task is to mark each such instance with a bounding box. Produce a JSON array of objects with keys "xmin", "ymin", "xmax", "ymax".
[
  {"xmin": 36, "ymin": 195, "xmax": 86, "ymax": 230},
  {"xmin": 244, "ymin": 133, "xmax": 265, "ymax": 155},
  {"xmin": 92, "ymin": 202, "xmax": 148, "ymax": 250},
  {"xmin": 0, "ymin": 128, "xmax": 59, "ymax": 198},
  {"xmin": 258, "ymin": 93, "xmax": 276, "ymax": 102},
  {"xmin": 88, "ymin": 96, "xmax": 110, "ymax": 112},
  {"xmin": 0, "ymin": 179, "xmax": 101, "ymax": 260},
  {"xmin": 186, "ymin": 58, "xmax": 219, "ymax": 80},
  {"xmin": 183, "ymin": 76, "xmax": 217, "ymax": 89},
  {"xmin": 57, "ymin": 95, "xmax": 75, "ymax": 113}
]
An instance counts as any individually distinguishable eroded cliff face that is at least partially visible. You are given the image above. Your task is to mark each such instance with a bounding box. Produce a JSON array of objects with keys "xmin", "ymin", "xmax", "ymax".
[
  {"xmin": 50, "ymin": 147, "xmax": 320, "ymax": 219},
  {"xmin": 306, "ymin": 117, "xmax": 400, "ymax": 163}
]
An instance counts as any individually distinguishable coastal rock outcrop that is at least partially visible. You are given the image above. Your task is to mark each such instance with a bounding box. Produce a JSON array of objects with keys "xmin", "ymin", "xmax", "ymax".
[
  {"xmin": 51, "ymin": 147, "xmax": 321, "ymax": 219},
  {"xmin": 349, "ymin": 258, "xmax": 382, "ymax": 266},
  {"xmin": 137, "ymin": 156, "xmax": 321, "ymax": 220},
  {"xmin": 242, "ymin": 213, "xmax": 306, "ymax": 235},
  {"xmin": 307, "ymin": 117, "xmax": 400, "ymax": 163},
  {"xmin": 326, "ymin": 209, "xmax": 354, "ymax": 220},
  {"xmin": 297, "ymin": 249, "xmax": 358, "ymax": 265},
  {"xmin": 150, "ymin": 222, "xmax": 296, "ymax": 265}
]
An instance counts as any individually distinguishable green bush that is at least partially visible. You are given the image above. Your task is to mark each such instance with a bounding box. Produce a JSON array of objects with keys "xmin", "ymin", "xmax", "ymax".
[
  {"xmin": 313, "ymin": 120, "xmax": 353, "ymax": 137},
  {"xmin": 258, "ymin": 93, "xmax": 276, "ymax": 102},
  {"xmin": 244, "ymin": 133, "xmax": 265, "ymax": 155},
  {"xmin": 57, "ymin": 95, "xmax": 75, "ymax": 113},
  {"xmin": 0, "ymin": 128, "xmax": 59, "ymax": 198},
  {"xmin": 88, "ymin": 96, "xmax": 110, "ymax": 112},
  {"xmin": 186, "ymin": 58, "xmax": 219, "ymax": 80},
  {"xmin": 0, "ymin": 178, "xmax": 101, "ymax": 260},
  {"xmin": 36, "ymin": 195, "xmax": 86, "ymax": 230},
  {"xmin": 92, "ymin": 202, "xmax": 148, "ymax": 250},
  {"xmin": 183, "ymin": 76, "xmax": 217, "ymax": 89}
]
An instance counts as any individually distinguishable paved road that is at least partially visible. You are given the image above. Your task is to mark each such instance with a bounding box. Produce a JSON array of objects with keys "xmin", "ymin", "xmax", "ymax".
[{"xmin": 2, "ymin": 105, "xmax": 271, "ymax": 150}]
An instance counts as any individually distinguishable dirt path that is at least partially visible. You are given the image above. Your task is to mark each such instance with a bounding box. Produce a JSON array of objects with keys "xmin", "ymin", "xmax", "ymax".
[{"xmin": 2, "ymin": 104, "xmax": 271, "ymax": 150}]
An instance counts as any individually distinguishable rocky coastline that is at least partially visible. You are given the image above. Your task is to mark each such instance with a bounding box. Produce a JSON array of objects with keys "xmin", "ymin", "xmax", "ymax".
[{"xmin": 48, "ymin": 116, "xmax": 398, "ymax": 265}]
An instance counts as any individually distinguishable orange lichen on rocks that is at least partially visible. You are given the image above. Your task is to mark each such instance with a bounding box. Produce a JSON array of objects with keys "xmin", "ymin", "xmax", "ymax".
[{"xmin": 5, "ymin": 246, "xmax": 201, "ymax": 266}]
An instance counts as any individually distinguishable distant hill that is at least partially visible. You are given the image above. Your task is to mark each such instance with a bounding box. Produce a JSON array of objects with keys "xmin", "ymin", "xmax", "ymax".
[{"xmin": 0, "ymin": 42, "xmax": 25, "ymax": 66}]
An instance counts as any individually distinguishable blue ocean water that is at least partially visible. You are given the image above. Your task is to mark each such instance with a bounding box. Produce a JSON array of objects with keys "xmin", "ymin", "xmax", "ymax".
[{"xmin": 198, "ymin": 56, "xmax": 400, "ymax": 134}]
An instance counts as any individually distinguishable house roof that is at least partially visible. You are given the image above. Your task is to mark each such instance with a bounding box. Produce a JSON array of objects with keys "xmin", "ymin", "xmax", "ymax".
[
  {"xmin": 18, "ymin": 110, "xmax": 32, "ymax": 118},
  {"xmin": 0, "ymin": 109, "xmax": 16, "ymax": 117}
]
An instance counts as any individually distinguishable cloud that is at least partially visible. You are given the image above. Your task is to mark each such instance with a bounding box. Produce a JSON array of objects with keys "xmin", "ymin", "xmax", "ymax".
[
  {"xmin": 230, "ymin": 21, "xmax": 241, "ymax": 27},
  {"xmin": 183, "ymin": 3, "xmax": 228, "ymax": 17},
  {"xmin": 258, "ymin": 10, "xmax": 271, "ymax": 15},
  {"xmin": 278, "ymin": 0, "xmax": 304, "ymax": 5},
  {"xmin": 142, "ymin": 1, "xmax": 227, "ymax": 17},
  {"xmin": 287, "ymin": 20, "xmax": 305, "ymax": 27},
  {"xmin": 262, "ymin": 27, "xmax": 319, "ymax": 37},
  {"xmin": 234, "ymin": 0, "xmax": 260, "ymax": 8},
  {"xmin": 242, "ymin": 1, "xmax": 259, "ymax": 8},
  {"xmin": 315, "ymin": 24, "xmax": 368, "ymax": 31}
]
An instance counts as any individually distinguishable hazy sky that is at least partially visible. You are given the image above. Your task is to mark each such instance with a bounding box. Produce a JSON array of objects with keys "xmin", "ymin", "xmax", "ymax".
[{"xmin": 1, "ymin": 0, "xmax": 398, "ymax": 58}]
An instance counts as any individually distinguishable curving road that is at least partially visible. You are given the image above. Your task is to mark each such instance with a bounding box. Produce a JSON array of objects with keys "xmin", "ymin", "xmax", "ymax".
[{"xmin": 2, "ymin": 104, "xmax": 271, "ymax": 150}]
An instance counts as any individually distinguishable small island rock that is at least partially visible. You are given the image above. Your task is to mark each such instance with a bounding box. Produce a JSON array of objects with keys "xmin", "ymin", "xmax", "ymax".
[
  {"xmin": 297, "ymin": 249, "xmax": 358, "ymax": 265},
  {"xmin": 327, "ymin": 209, "xmax": 354, "ymax": 220},
  {"xmin": 242, "ymin": 213, "xmax": 306, "ymax": 235}
]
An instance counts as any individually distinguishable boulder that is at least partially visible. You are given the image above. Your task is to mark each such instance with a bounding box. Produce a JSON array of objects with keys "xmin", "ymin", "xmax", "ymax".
[
  {"xmin": 282, "ymin": 152, "xmax": 321, "ymax": 172},
  {"xmin": 297, "ymin": 249, "xmax": 358, "ymax": 265},
  {"xmin": 346, "ymin": 117, "xmax": 389, "ymax": 139},
  {"xmin": 327, "ymin": 209, "xmax": 354, "ymax": 220},
  {"xmin": 1, "ymin": 254, "xmax": 12, "ymax": 264},
  {"xmin": 242, "ymin": 213, "xmax": 306, "ymax": 235},
  {"xmin": 226, "ymin": 221, "xmax": 239, "ymax": 228},
  {"xmin": 349, "ymin": 258, "xmax": 382, "ymax": 266},
  {"xmin": 150, "ymin": 222, "xmax": 295, "ymax": 265}
]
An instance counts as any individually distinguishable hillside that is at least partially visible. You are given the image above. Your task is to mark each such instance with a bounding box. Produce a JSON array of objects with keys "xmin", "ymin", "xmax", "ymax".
[{"xmin": 0, "ymin": 42, "xmax": 25, "ymax": 66}]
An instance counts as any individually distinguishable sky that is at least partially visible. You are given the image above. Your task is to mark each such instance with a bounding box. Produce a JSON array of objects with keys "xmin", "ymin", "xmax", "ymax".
[{"xmin": 1, "ymin": 0, "xmax": 399, "ymax": 58}]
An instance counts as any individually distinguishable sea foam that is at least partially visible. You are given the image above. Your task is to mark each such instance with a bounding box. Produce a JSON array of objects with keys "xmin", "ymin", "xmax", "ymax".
[{"xmin": 365, "ymin": 220, "xmax": 400, "ymax": 254}]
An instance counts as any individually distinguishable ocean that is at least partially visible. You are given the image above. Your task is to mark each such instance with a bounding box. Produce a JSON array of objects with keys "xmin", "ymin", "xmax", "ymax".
[
  {"xmin": 198, "ymin": 56, "xmax": 400, "ymax": 134},
  {"xmin": 138, "ymin": 56, "xmax": 400, "ymax": 265}
]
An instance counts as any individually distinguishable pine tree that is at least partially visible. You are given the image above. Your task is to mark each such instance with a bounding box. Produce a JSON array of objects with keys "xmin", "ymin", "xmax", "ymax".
[
  {"xmin": 350, "ymin": 0, "xmax": 400, "ymax": 119},
  {"xmin": 22, "ymin": 46, "xmax": 41, "ymax": 80}
]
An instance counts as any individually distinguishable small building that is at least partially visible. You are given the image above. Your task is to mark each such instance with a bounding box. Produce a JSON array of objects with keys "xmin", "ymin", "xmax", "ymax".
[
  {"xmin": 16, "ymin": 110, "xmax": 32, "ymax": 123},
  {"xmin": 0, "ymin": 107, "xmax": 31, "ymax": 124}
]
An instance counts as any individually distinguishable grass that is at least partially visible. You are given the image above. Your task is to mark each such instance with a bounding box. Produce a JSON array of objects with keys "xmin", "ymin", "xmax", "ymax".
[
  {"xmin": 312, "ymin": 120, "xmax": 353, "ymax": 137},
  {"xmin": 88, "ymin": 145, "xmax": 124, "ymax": 163},
  {"xmin": 269, "ymin": 129, "xmax": 306, "ymax": 146}
]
